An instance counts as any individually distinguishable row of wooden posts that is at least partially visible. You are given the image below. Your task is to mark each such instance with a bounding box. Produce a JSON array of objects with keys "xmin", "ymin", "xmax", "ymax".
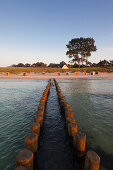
[
  {"xmin": 15, "ymin": 78, "xmax": 100, "ymax": 170},
  {"xmin": 54, "ymin": 79, "xmax": 100, "ymax": 170},
  {"xmin": 15, "ymin": 79, "xmax": 51, "ymax": 170}
]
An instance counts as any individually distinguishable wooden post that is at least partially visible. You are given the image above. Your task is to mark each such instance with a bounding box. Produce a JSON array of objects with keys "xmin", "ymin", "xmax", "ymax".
[
  {"xmin": 58, "ymin": 93, "xmax": 63, "ymax": 98},
  {"xmin": 65, "ymin": 111, "xmax": 73, "ymax": 118},
  {"xmin": 31, "ymin": 122, "xmax": 40, "ymax": 136},
  {"xmin": 60, "ymin": 98, "xmax": 66, "ymax": 104},
  {"xmin": 63, "ymin": 102, "xmax": 69, "ymax": 107},
  {"xmin": 39, "ymin": 102, "xmax": 45, "ymax": 107},
  {"xmin": 38, "ymin": 105, "xmax": 45, "ymax": 111},
  {"xmin": 84, "ymin": 151, "xmax": 100, "ymax": 170},
  {"xmin": 40, "ymin": 99, "xmax": 46, "ymax": 103},
  {"xmin": 16, "ymin": 149, "xmax": 33, "ymax": 170},
  {"xmin": 25, "ymin": 133, "xmax": 38, "ymax": 153},
  {"xmin": 65, "ymin": 106, "xmax": 72, "ymax": 112},
  {"xmin": 34, "ymin": 115, "xmax": 43, "ymax": 126},
  {"xmin": 66, "ymin": 117, "xmax": 75, "ymax": 125},
  {"xmin": 41, "ymin": 96, "xmax": 47, "ymax": 100},
  {"xmin": 73, "ymin": 132, "xmax": 86, "ymax": 157},
  {"xmin": 37, "ymin": 110, "xmax": 44, "ymax": 116},
  {"xmin": 68, "ymin": 123, "xmax": 78, "ymax": 137}
]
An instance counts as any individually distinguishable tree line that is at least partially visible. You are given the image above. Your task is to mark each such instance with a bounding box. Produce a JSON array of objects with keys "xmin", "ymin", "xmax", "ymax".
[
  {"xmin": 10, "ymin": 61, "xmax": 67, "ymax": 68},
  {"xmin": 10, "ymin": 60, "xmax": 113, "ymax": 68}
]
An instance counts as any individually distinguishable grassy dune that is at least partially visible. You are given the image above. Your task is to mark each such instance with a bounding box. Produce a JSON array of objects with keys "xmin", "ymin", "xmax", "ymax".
[{"xmin": 0, "ymin": 67, "xmax": 112, "ymax": 73}]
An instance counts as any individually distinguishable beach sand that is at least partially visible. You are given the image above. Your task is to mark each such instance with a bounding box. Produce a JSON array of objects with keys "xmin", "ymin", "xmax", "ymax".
[{"xmin": 0, "ymin": 72, "xmax": 113, "ymax": 79}]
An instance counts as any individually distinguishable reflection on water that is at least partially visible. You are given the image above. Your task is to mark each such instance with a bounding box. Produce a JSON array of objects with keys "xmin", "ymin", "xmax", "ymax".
[
  {"xmin": 58, "ymin": 78, "xmax": 113, "ymax": 170},
  {"xmin": 0, "ymin": 79, "xmax": 47, "ymax": 170}
]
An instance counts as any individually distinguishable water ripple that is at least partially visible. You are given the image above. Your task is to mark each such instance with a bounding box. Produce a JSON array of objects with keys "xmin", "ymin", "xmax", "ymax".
[{"xmin": 0, "ymin": 79, "xmax": 47, "ymax": 170}]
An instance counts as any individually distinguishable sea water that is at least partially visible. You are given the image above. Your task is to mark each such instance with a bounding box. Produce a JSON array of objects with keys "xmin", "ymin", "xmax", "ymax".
[
  {"xmin": 0, "ymin": 79, "xmax": 47, "ymax": 170},
  {"xmin": 58, "ymin": 78, "xmax": 113, "ymax": 170},
  {"xmin": 0, "ymin": 79, "xmax": 113, "ymax": 170}
]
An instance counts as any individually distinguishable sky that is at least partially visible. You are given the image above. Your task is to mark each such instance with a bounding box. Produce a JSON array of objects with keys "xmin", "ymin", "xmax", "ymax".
[{"xmin": 0, "ymin": 0, "xmax": 113, "ymax": 66}]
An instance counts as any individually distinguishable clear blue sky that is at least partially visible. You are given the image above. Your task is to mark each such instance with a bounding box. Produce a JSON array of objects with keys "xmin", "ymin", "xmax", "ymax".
[{"xmin": 0, "ymin": 0, "xmax": 113, "ymax": 66}]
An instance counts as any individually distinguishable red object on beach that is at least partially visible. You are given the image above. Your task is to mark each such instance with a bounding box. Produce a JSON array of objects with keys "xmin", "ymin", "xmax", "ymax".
[
  {"xmin": 42, "ymin": 72, "xmax": 45, "ymax": 75},
  {"xmin": 58, "ymin": 72, "xmax": 60, "ymax": 76},
  {"xmin": 75, "ymin": 72, "xmax": 77, "ymax": 76},
  {"xmin": 84, "ymin": 72, "xmax": 86, "ymax": 75},
  {"xmin": 66, "ymin": 72, "xmax": 69, "ymax": 75},
  {"xmin": 23, "ymin": 72, "xmax": 27, "ymax": 76}
]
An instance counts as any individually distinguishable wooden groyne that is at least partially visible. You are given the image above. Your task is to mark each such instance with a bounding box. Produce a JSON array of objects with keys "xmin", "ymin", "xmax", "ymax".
[
  {"xmin": 15, "ymin": 79, "xmax": 51, "ymax": 170},
  {"xmin": 54, "ymin": 79, "xmax": 100, "ymax": 170},
  {"xmin": 15, "ymin": 78, "xmax": 100, "ymax": 170}
]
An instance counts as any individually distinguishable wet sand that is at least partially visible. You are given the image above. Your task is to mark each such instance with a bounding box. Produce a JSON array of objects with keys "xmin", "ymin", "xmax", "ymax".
[{"xmin": 0, "ymin": 72, "xmax": 113, "ymax": 79}]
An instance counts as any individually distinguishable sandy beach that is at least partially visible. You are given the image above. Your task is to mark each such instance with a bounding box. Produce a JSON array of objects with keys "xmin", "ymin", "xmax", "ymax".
[{"xmin": 0, "ymin": 72, "xmax": 113, "ymax": 79}]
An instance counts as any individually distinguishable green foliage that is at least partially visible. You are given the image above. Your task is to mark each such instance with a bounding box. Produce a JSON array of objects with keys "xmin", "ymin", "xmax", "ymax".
[{"xmin": 66, "ymin": 37, "xmax": 97, "ymax": 67}]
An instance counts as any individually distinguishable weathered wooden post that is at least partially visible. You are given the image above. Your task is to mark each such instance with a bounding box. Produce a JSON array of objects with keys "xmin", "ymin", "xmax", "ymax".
[
  {"xmin": 39, "ymin": 102, "xmax": 45, "ymax": 107},
  {"xmin": 65, "ymin": 106, "xmax": 72, "ymax": 112},
  {"xmin": 65, "ymin": 111, "xmax": 73, "ymax": 118},
  {"xmin": 63, "ymin": 102, "xmax": 69, "ymax": 107},
  {"xmin": 31, "ymin": 122, "xmax": 40, "ymax": 136},
  {"xmin": 16, "ymin": 149, "xmax": 33, "ymax": 170},
  {"xmin": 41, "ymin": 96, "xmax": 47, "ymax": 101},
  {"xmin": 68, "ymin": 123, "xmax": 78, "ymax": 137},
  {"xmin": 25, "ymin": 133, "xmax": 38, "ymax": 159},
  {"xmin": 37, "ymin": 110, "xmax": 44, "ymax": 116},
  {"xmin": 73, "ymin": 132, "xmax": 86, "ymax": 157},
  {"xmin": 84, "ymin": 151, "xmax": 100, "ymax": 170},
  {"xmin": 66, "ymin": 117, "xmax": 75, "ymax": 125},
  {"xmin": 34, "ymin": 115, "xmax": 43, "ymax": 126},
  {"xmin": 38, "ymin": 105, "xmax": 45, "ymax": 111}
]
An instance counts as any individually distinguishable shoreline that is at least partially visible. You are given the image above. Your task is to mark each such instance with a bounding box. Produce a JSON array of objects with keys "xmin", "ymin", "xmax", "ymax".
[{"xmin": 0, "ymin": 72, "xmax": 113, "ymax": 79}]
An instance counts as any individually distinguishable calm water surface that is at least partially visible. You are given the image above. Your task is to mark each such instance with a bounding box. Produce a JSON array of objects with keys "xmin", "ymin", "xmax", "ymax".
[
  {"xmin": 0, "ymin": 79, "xmax": 47, "ymax": 170},
  {"xmin": 58, "ymin": 78, "xmax": 113, "ymax": 170},
  {"xmin": 0, "ymin": 79, "xmax": 113, "ymax": 170}
]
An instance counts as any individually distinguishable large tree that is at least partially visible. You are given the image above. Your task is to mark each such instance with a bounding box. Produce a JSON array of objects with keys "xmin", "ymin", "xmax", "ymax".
[{"xmin": 66, "ymin": 37, "xmax": 97, "ymax": 67}]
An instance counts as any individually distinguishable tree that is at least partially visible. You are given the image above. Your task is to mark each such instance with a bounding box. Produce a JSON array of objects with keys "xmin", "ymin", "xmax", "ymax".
[
  {"xmin": 97, "ymin": 60, "xmax": 110, "ymax": 67},
  {"xmin": 10, "ymin": 64, "xmax": 17, "ymax": 67},
  {"xmin": 31, "ymin": 62, "xmax": 47, "ymax": 67},
  {"xmin": 109, "ymin": 60, "xmax": 113, "ymax": 66},
  {"xmin": 16, "ymin": 63, "xmax": 25, "ymax": 67},
  {"xmin": 59, "ymin": 61, "xmax": 67, "ymax": 68},
  {"xmin": 66, "ymin": 37, "xmax": 97, "ymax": 67},
  {"xmin": 48, "ymin": 63, "xmax": 59, "ymax": 68},
  {"xmin": 25, "ymin": 63, "xmax": 31, "ymax": 67}
]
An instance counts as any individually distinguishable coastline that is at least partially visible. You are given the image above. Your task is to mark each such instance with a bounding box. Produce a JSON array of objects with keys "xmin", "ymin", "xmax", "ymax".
[{"xmin": 0, "ymin": 72, "xmax": 113, "ymax": 79}]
